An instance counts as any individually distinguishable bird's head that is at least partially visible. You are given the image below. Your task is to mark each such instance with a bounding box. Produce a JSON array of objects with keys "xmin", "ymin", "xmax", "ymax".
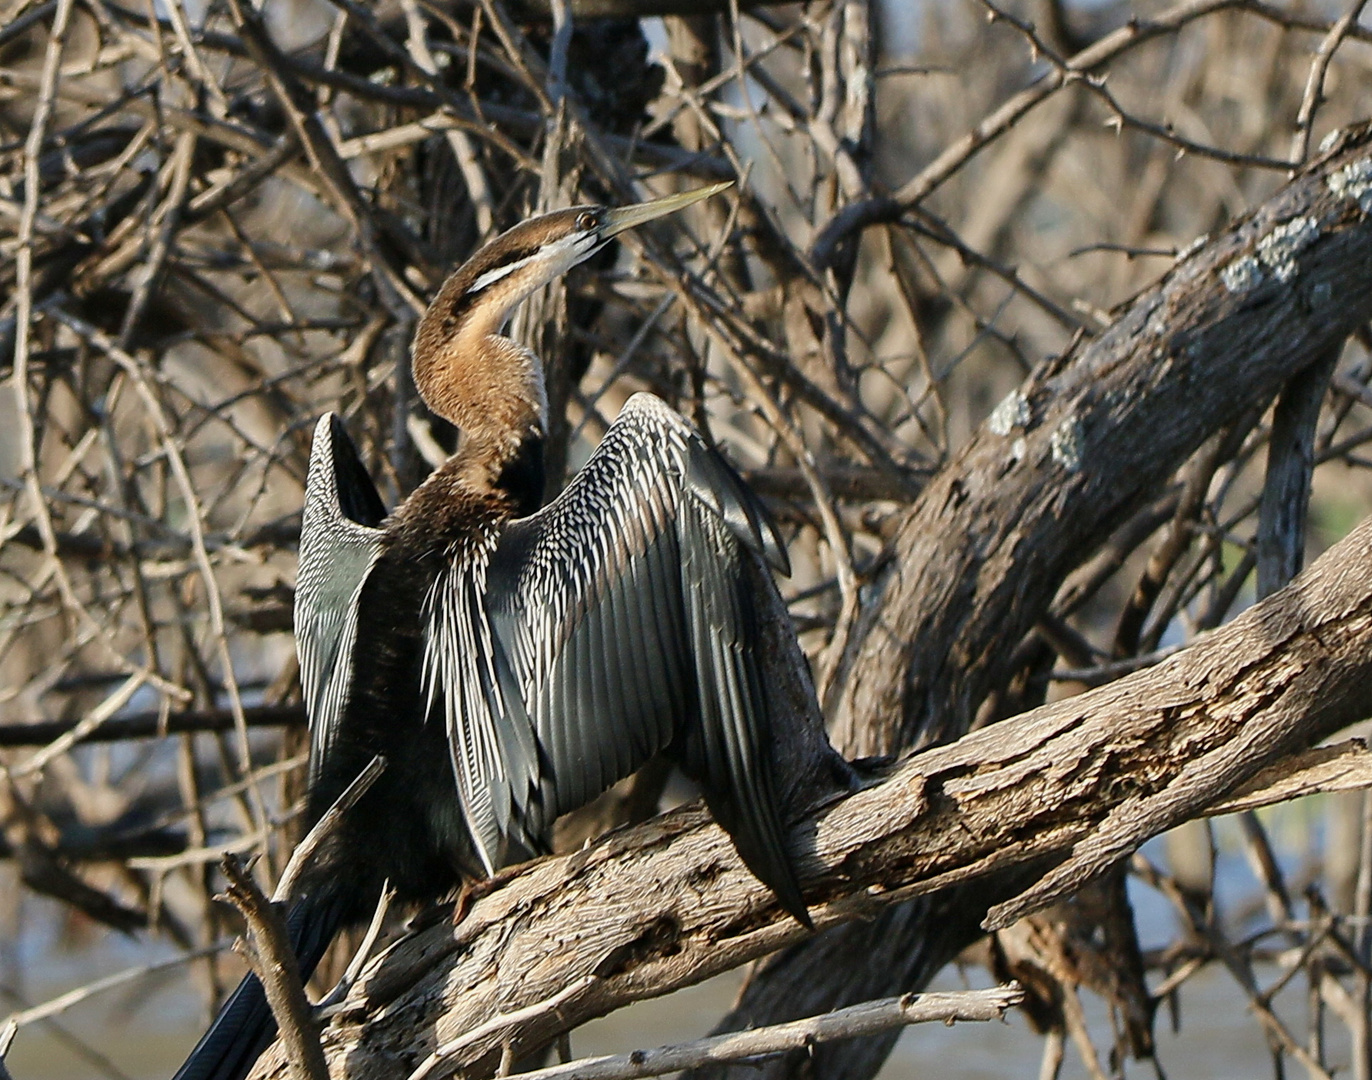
[{"xmin": 411, "ymin": 182, "xmax": 731, "ymax": 447}]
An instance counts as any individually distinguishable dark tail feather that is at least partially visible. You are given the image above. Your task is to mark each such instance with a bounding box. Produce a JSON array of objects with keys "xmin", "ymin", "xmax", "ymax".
[
  {"xmin": 172, "ymin": 892, "xmax": 347, "ymax": 1080},
  {"xmin": 701, "ymin": 782, "xmax": 812, "ymax": 929}
]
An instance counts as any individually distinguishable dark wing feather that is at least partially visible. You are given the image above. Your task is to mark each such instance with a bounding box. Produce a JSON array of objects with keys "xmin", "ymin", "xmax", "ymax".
[
  {"xmin": 296, "ymin": 415, "xmax": 385, "ymax": 786},
  {"xmin": 675, "ymin": 507, "xmax": 807, "ymax": 923},
  {"xmin": 487, "ymin": 393, "xmax": 808, "ymax": 922}
]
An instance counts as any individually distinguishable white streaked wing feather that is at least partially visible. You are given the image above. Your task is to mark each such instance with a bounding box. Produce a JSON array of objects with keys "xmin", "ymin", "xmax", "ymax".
[
  {"xmin": 488, "ymin": 394, "xmax": 702, "ymax": 819},
  {"xmin": 297, "ymin": 415, "xmax": 384, "ymax": 788},
  {"xmin": 421, "ymin": 526, "xmax": 542, "ymax": 874},
  {"xmin": 485, "ymin": 392, "xmax": 806, "ymax": 916}
]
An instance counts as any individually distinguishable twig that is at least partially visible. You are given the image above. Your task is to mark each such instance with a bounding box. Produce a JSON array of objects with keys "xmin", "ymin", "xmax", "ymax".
[
  {"xmin": 0, "ymin": 1020, "xmax": 14, "ymax": 1080},
  {"xmin": 5, "ymin": 0, "xmax": 195, "ymax": 739},
  {"xmin": 407, "ymin": 977, "xmax": 599, "ymax": 1080},
  {"xmin": 45, "ymin": 304, "xmax": 272, "ymax": 840},
  {"xmin": 510, "ymin": 985, "xmax": 1024, "ymax": 1080},
  {"xmin": 0, "ymin": 703, "xmax": 305, "ymax": 748},
  {"xmin": 1048, "ymin": 643, "xmax": 1183, "ymax": 686},
  {"xmin": 1290, "ymin": 0, "xmax": 1371, "ymax": 165},
  {"xmin": 3, "ymin": 941, "xmax": 226, "ymax": 1030},
  {"xmin": 274, "ymin": 755, "xmax": 386, "ymax": 902},
  {"xmin": 398, "ymin": 0, "xmax": 494, "ymax": 235},
  {"xmin": 8, "ymin": 668, "xmax": 151, "ymax": 776},
  {"xmin": 224, "ymin": 0, "xmax": 424, "ymax": 319},
  {"xmin": 812, "ymin": 0, "xmax": 1267, "ymax": 266},
  {"xmin": 1112, "ymin": 426, "xmax": 1239, "ymax": 658},
  {"xmin": 983, "ymin": 0, "xmax": 1294, "ymax": 173},
  {"xmin": 219, "ymin": 854, "xmax": 329, "ymax": 1080},
  {"xmin": 1057, "ymin": 983, "xmax": 1109, "ymax": 1080},
  {"xmin": 315, "ymin": 883, "xmax": 395, "ymax": 1016},
  {"xmin": 902, "ymin": 211, "xmax": 1088, "ymax": 333}
]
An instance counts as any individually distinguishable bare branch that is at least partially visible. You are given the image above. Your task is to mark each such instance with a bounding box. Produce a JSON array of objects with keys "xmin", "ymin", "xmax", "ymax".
[
  {"xmin": 510, "ymin": 986, "xmax": 1025, "ymax": 1080},
  {"xmin": 220, "ymin": 855, "xmax": 328, "ymax": 1080}
]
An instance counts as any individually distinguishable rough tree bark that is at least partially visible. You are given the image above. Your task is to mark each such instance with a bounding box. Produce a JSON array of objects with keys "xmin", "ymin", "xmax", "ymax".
[
  {"xmin": 695, "ymin": 119, "xmax": 1372, "ymax": 1080},
  {"xmin": 239, "ymin": 124, "xmax": 1372, "ymax": 1080}
]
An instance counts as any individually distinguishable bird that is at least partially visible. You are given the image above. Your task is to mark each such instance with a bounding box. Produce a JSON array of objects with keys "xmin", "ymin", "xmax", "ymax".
[{"xmin": 172, "ymin": 181, "xmax": 851, "ymax": 1080}]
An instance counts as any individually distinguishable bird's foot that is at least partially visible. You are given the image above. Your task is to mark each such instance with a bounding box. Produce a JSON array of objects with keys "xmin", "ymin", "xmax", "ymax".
[
  {"xmin": 451, "ymin": 881, "xmax": 475, "ymax": 926},
  {"xmin": 450, "ymin": 872, "xmax": 509, "ymax": 925}
]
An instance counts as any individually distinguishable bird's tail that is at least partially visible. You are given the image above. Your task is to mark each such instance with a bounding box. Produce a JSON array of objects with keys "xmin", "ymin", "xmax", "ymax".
[{"xmin": 171, "ymin": 890, "xmax": 347, "ymax": 1080}]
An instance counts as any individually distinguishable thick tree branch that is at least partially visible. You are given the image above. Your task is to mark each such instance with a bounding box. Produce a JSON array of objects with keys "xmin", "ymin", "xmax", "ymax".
[
  {"xmin": 705, "ymin": 92, "xmax": 1372, "ymax": 1080},
  {"xmin": 834, "ymin": 119, "xmax": 1372, "ymax": 754},
  {"xmin": 248, "ymin": 513, "xmax": 1372, "ymax": 1079}
]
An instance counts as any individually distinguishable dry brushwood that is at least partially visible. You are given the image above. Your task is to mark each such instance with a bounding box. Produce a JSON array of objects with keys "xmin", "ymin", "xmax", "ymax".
[{"xmin": 9, "ymin": 2, "xmax": 1372, "ymax": 1079}]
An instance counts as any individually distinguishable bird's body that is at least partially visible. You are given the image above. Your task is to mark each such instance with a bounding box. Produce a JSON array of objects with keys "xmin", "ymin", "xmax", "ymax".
[
  {"xmin": 297, "ymin": 392, "xmax": 808, "ymax": 912},
  {"xmin": 174, "ymin": 184, "xmax": 851, "ymax": 1080}
]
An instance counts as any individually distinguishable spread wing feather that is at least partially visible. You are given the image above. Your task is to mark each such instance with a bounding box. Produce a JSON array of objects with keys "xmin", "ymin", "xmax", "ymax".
[
  {"xmin": 676, "ymin": 511, "xmax": 804, "ymax": 921},
  {"xmin": 421, "ymin": 547, "xmax": 542, "ymax": 873},
  {"xmin": 300, "ymin": 401, "xmax": 806, "ymax": 920},
  {"xmin": 297, "ymin": 415, "xmax": 385, "ymax": 788},
  {"xmin": 485, "ymin": 393, "xmax": 807, "ymax": 922}
]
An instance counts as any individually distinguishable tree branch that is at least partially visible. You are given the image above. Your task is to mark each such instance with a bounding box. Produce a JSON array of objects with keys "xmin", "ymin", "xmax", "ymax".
[
  {"xmin": 0, "ymin": 704, "xmax": 304, "ymax": 748},
  {"xmin": 248, "ymin": 512, "xmax": 1372, "ymax": 1079},
  {"xmin": 221, "ymin": 855, "xmax": 328, "ymax": 1080},
  {"xmin": 704, "ymin": 83, "xmax": 1372, "ymax": 1080},
  {"xmin": 834, "ymin": 118, "xmax": 1372, "ymax": 754},
  {"xmin": 507, "ymin": 985, "xmax": 1024, "ymax": 1080}
]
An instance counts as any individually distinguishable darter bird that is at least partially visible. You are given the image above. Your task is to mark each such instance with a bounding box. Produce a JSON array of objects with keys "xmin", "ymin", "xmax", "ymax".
[{"xmin": 173, "ymin": 182, "xmax": 851, "ymax": 1080}]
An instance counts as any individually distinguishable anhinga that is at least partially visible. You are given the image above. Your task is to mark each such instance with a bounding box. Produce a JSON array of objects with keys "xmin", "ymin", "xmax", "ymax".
[{"xmin": 173, "ymin": 182, "xmax": 850, "ymax": 1080}]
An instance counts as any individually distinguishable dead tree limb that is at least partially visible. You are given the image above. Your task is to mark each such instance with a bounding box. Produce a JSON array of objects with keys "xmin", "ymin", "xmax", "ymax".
[
  {"xmin": 505, "ymin": 985, "xmax": 1025, "ymax": 1080},
  {"xmin": 247, "ymin": 511, "xmax": 1372, "ymax": 1079},
  {"xmin": 220, "ymin": 855, "xmax": 328, "ymax": 1080},
  {"xmin": 834, "ymin": 120, "xmax": 1372, "ymax": 754}
]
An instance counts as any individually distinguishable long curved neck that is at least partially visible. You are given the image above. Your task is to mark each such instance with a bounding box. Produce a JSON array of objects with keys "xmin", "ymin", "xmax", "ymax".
[{"xmin": 411, "ymin": 315, "xmax": 548, "ymax": 506}]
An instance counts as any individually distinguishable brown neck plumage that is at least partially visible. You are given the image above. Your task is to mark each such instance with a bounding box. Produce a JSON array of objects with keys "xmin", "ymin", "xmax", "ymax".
[{"xmin": 410, "ymin": 270, "xmax": 550, "ymax": 499}]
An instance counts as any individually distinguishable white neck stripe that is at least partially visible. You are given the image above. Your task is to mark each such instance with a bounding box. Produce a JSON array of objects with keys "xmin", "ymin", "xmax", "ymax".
[
  {"xmin": 466, "ymin": 232, "xmax": 598, "ymax": 297},
  {"xmin": 469, "ymin": 255, "xmax": 531, "ymax": 294}
]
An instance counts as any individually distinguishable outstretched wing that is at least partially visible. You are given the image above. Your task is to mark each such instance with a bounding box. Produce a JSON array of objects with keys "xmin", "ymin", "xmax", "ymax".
[
  {"xmin": 485, "ymin": 393, "xmax": 808, "ymax": 922},
  {"xmin": 296, "ymin": 415, "xmax": 386, "ymax": 787}
]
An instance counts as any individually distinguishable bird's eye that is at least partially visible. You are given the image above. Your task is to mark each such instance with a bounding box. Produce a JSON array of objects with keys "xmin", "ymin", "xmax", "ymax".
[{"xmin": 576, "ymin": 210, "xmax": 600, "ymax": 231}]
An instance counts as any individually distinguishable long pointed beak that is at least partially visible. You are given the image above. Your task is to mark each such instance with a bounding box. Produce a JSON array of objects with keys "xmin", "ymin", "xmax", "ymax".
[{"xmin": 600, "ymin": 181, "xmax": 733, "ymax": 239}]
